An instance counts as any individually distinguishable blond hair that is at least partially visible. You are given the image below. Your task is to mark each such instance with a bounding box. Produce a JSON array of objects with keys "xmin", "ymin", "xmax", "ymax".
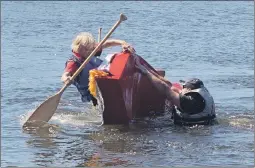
[{"xmin": 71, "ymin": 32, "xmax": 96, "ymax": 57}]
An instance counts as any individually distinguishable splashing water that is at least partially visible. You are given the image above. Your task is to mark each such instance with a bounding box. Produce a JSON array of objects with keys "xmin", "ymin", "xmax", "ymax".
[
  {"xmin": 19, "ymin": 109, "xmax": 35, "ymax": 126},
  {"xmin": 49, "ymin": 82, "xmax": 105, "ymax": 126},
  {"xmin": 228, "ymin": 115, "xmax": 254, "ymax": 130},
  {"xmin": 94, "ymin": 81, "xmax": 105, "ymax": 125}
]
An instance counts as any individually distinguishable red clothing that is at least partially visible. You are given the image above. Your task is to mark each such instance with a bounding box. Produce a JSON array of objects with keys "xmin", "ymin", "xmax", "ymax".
[
  {"xmin": 65, "ymin": 51, "xmax": 81, "ymax": 74},
  {"xmin": 65, "ymin": 45, "xmax": 102, "ymax": 75},
  {"xmin": 172, "ymin": 83, "xmax": 183, "ymax": 90}
]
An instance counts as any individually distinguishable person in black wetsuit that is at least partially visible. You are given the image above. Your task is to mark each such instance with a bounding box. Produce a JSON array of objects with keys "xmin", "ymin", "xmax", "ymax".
[{"xmin": 135, "ymin": 57, "xmax": 216, "ymax": 125}]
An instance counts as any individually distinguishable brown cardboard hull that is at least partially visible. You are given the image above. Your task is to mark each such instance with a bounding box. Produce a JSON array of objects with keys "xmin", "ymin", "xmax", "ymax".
[{"xmin": 96, "ymin": 52, "xmax": 167, "ymax": 124}]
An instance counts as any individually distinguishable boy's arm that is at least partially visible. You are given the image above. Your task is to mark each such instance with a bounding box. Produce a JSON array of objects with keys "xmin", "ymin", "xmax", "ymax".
[
  {"xmin": 102, "ymin": 39, "xmax": 135, "ymax": 53},
  {"xmin": 61, "ymin": 71, "xmax": 72, "ymax": 86},
  {"xmin": 102, "ymin": 39, "xmax": 126, "ymax": 48},
  {"xmin": 61, "ymin": 61, "xmax": 77, "ymax": 85}
]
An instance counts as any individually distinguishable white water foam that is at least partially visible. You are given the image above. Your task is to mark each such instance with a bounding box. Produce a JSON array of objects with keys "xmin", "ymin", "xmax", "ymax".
[
  {"xmin": 19, "ymin": 108, "xmax": 36, "ymax": 126},
  {"xmin": 228, "ymin": 115, "xmax": 254, "ymax": 130},
  {"xmin": 19, "ymin": 81, "xmax": 105, "ymax": 128},
  {"xmin": 51, "ymin": 82, "xmax": 105, "ymax": 126},
  {"xmin": 51, "ymin": 109, "xmax": 103, "ymax": 126}
]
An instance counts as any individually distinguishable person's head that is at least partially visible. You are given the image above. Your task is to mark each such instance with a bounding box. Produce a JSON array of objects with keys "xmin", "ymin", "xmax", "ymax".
[
  {"xmin": 181, "ymin": 78, "xmax": 204, "ymax": 91},
  {"xmin": 71, "ymin": 32, "xmax": 96, "ymax": 58}
]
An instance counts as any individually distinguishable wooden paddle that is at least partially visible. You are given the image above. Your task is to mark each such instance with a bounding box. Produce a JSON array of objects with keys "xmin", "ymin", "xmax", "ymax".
[
  {"xmin": 98, "ymin": 27, "xmax": 102, "ymax": 42},
  {"xmin": 23, "ymin": 13, "xmax": 127, "ymax": 128}
]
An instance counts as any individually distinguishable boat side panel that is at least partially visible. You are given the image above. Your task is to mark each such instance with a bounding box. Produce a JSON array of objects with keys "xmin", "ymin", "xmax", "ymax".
[{"xmin": 96, "ymin": 78, "xmax": 130, "ymax": 124}]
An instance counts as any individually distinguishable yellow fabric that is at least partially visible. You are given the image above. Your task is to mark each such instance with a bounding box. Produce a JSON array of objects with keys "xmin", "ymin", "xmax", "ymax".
[{"xmin": 88, "ymin": 69, "xmax": 109, "ymax": 97}]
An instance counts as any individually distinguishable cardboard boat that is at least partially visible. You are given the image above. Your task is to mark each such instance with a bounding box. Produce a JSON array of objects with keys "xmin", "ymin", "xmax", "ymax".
[{"xmin": 95, "ymin": 52, "xmax": 168, "ymax": 124}]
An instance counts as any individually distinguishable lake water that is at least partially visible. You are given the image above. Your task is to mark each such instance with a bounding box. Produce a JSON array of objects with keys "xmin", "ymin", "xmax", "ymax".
[{"xmin": 1, "ymin": 1, "xmax": 254, "ymax": 167}]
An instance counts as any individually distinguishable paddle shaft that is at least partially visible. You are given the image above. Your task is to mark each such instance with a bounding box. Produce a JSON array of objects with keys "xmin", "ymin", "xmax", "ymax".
[
  {"xmin": 98, "ymin": 27, "xmax": 102, "ymax": 42},
  {"xmin": 23, "ymin": 13, "xmax": 127, "ymax": 126},
  {"xmin": 59, "ymin": 14, "xmax": 127, "ymax": 93}
]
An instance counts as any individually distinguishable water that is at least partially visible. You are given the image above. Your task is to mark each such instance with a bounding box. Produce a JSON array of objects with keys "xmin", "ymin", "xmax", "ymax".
[{"xmin": 1, "ymin": 1, "xmax": 254, "ymax": 167}]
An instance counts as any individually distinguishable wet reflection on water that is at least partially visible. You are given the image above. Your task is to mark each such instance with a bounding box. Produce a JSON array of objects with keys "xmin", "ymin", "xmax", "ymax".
[{"xmin": 20, "ymin": 113, "xmax": 254, "ymax": 167}]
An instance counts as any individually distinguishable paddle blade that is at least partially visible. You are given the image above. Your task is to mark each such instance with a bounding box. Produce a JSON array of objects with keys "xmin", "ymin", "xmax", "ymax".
[{"xmin": 23, "ymin": 92, "xmax": 62, "ymax": 127}]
